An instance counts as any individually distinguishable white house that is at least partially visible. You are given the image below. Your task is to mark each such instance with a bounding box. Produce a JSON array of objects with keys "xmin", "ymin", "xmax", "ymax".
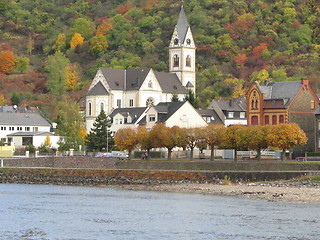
[
  {"xmin": 208, "ymin": 96, "xmax": 247, "ymax": 126},
  {"xmin": 0, "ymin": 110, "xmax": 61, "ymax": 149},
  {"xmin": 85, "ymin": 5, "xmax": 196, "ymax": 132},
  {"xmin": 141, "ymin": 101, "xmax": 208, "ymax": 130}
]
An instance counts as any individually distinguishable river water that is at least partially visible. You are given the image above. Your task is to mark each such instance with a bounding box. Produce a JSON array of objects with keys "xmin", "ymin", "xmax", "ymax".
[{"xmin": 0, "ymin": 184, "xmax": 319, "ymax": 240}]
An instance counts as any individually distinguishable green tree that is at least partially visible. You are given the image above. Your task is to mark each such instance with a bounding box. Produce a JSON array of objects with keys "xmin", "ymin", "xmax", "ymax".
[
  {"xmin": 45, "ymin": 51, "xmax": 69, "ymax": 96},
  {"xmin": 15, "ymin": 56, "xmax": 29, "ymax": 73},
  {"xmin": 55, "ymin": 99, "xmax": 85, "ymax": 151},
  {"xmin": 86, "ymin": 110, "xmax": 113, "ymax": 152},
  {"xmin": 70, "ymin": 18, "xmax": 95, "ymax": 40},
  {"xmin": 184, "ymin": 89, "xmax": 199, "ymax": 108}
]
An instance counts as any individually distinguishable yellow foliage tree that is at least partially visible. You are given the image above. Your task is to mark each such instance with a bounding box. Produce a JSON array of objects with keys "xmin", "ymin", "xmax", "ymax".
[
  {"xmin": 97, "ymin": 19, "xmax": 113, "ymax": 35},
  {"xmin": 44, "ymin": 134, "xmax": 51, "ymax": 146},
  {"xmin": 266, "ymin": 123, "xmax": 307, "ymax": 160},
  {"xmin": 0, "ymin": 94, "xmax": 6, "ymax": 105},
  {"xmin": 89, "ymin": 34, "xmax": 108, "ymax": 56},
  {"xmin": 53, "ymin": 33, "xmax": 66, "ymax": 52},
  {"xmin": 64, "ymin": 63, "xmax": 79, "ymax": 91},
  {"xmin": 70, "ymin": 33, "xmax": 84, "ymax": 49},
  {"xmin": 224, "ymin": 78, "xmax": 245, "ymax": 98}
]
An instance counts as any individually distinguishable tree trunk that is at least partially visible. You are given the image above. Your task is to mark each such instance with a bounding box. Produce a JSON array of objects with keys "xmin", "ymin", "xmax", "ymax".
[
  {"xmin": 128, "ymin": 150, "xmax": 132, "ymax": 160},
  {"xmin": 210, "ymin": 146, "xmax": 215, "ymax": 161},
  {"xmin": 256, "ymin": 148, "xmax": 261, "ymax": 160},
  {"xmin": 147, "ymin": 149, "xmax": 150, "ymax": 160},
  {"xmin": 282, "ymin": 149, "xmax": 286, "ymax": 160},
  {"xmin": 167, "ymin": 148, "xmax": 172, "ymax": 160},
  {"xmin": 190, "ymin": 147, "xmax": 194, "ymax": 159},
  {"xmin": 234, "ymin": 149, "xmax": 238, "ymax": 161}
]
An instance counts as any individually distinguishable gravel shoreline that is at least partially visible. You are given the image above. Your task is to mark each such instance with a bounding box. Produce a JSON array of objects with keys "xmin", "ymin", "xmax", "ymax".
[{"xmin": 118, "ymin": 180, "xmax": 320, "ymax": 204}]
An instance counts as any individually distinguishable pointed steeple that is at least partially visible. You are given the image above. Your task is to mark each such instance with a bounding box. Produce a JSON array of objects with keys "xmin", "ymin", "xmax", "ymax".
[{"xmin": 176, "ymin": 5, "xmax": 190, "ymax": 43}]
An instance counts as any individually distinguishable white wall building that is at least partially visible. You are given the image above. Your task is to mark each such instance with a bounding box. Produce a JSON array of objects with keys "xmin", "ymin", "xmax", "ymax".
[{"xmin": 85, "ymin": 6, "xmax": 196, "ymax": 132}]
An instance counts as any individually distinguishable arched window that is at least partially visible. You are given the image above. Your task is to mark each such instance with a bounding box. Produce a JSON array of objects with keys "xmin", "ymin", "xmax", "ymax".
[
  {"xmin": 88, "ymin": 102, "xmax": 92, "ymax": 116},
  {"xmin": 173, "ymin": 54, "xmax": 179, "ymax": 67},
  {"xmin": 251, "ymin": 91, "xmax": 259, "ymax": 110},
  {"xmin": 100, "ymin": 102, "xmax": 104, "ymax": 112},
  {"xmin": 265, "ymin": 115, "xmax": 269, "ymax": 125},
  {"xmin": 148, "ymin": 80, "xmax": 152, "ymax": 88},
  {"xmin": 272, "ymin": 115, "xmax": 277, "ymax": 125},
  {"xmin": 279, "ymin": 115, "xmax": 284, "ymax": 124},
  {"xmin": 186, "ymin": 55, "xmax": 191, "ymax": 67}
]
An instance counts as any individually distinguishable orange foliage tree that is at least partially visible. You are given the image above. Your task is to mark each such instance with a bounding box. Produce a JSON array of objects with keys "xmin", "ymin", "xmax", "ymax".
[
  {"xmin": 266, "ymin": 123, "xmax": 307, "ymax": 160},
  {"xmin": 97, "ymin": 18, "xmax": 113, "ymax": 35},
  {"xmin": 70, "ymin": 33, "xmax": 84, "ymax": 49},
  {"xmin": 118, "ymin": 3, "xmax": 133, "ymax": 15},
  {"xmin": 226, "ymin": 13, "xmax": 256, "ymax": 39},
  {"xmin": 235, "ymin": 53, "xmax": 247, "ymax": 67},
  {"xmin": 0, "ymin": 50, "xmax": 16, "ymax": 74},
  {"xmin": 114, "ymin": 128, "xmax": 137, "ymax": 159},
  {"xmin": 252, "ymin": 43, "xmax": 269, "ymax": 59},
  {"xmin": 136, "ymin": 125, "xmax": 153, "ymax": 159},
  {"xmin": 203, "ymin": 124, "xmax": 225, "ymax": 161},
  {"xmin": 220, "ymin": 125, "xmax": 247, "ymax": 161}
]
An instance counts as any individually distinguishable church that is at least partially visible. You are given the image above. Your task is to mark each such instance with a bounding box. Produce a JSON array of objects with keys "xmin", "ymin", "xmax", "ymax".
[{"xmin": 85, "ymin": 6, "xmax": 196, "ymax": 132}]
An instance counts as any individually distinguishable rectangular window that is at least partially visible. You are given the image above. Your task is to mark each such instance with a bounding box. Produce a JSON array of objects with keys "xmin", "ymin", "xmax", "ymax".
[
  {"xmin": 115, "ymin": 119, "xmax": 118, "ymax": 124},
  {"xmin": 240, "ymin": 112, "xmax": 245, "ymax": 119},
  {"xmin": 9, "ymin": 127, "xmax": 14, "ymax": 131},
  {"xmin": 17, "ymin": 127, "xmax": 22, "ymax": 131},
  {"xmin": 117, "ymin": 99, "xmax": 121, "ymax": 108},
  {"xmin": 129, "ymin": 99, "xmax": 134, "ymax": 107},
  {"xmin": 7, "ymin": 137, "xmax": 12, "ymax": 143},
  {"xmin": 25, "ymin": 127, "xmax": 30, "ymax": 131},
  {"xmin": 33, "ymin": 127, "xmax": 38, "ymax": 132},
  {"xmin": 119, "ymin": 118, "xmax": 123, "ymax": 124},
  {"xmin": 1, "ymin": 126, "xmax": 6, "ymax": 131},
  {"xmin": 228, "ymin": 112, "xmax": 234, "ymax": 118},
  {"xmin": 22, "ymin": 137, "xmax": 33, "ymax": 145},
  {"xmin": 149, "ymin": 114, "xmax": 156, "ymax": 122},
  {"xmin": 311, "ymin": 100, "xmax": 315, "ymax": 110}
]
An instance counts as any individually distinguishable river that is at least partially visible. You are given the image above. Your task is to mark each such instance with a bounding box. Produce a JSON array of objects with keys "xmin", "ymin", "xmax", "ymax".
[{"xmin": 0, "ymin": 184, "xmax": 319, "ymax": 240}]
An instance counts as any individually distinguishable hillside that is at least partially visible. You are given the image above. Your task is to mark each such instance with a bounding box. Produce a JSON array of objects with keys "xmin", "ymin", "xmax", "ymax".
[{"xmin": 0, "ymin": 0, "xmax": 319, "ymax": 120}]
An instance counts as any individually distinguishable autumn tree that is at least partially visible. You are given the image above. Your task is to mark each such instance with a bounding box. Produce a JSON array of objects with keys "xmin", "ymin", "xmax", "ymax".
[
  {"xmin": 70, "ymin": 18, "xmax": 95, "ymax": 40},
  {"xmin": 183, "ymin": 127, "xmax": 202, "ymax": 159},
  {"xmin": 114, "ymin": 128, "xmax": 137, "ymax": 159},
  {"xmin": 244, "ymin": 125, "xmax": 271, "ymax": 160},
  {"xmin": 89, "ymin": 34, "xmax": 108, "ymax": 56},
  {"xmin": 15, "ymin": 57, "xmax": 29, "ymax": 73},
  {"xmin": 136, "ymin": 125, "xmax": 153, "ymax": 159},
  {"xmin": 203, "ymin": 124, "xmax": 225, "ymax": 161},
  {"xmin": 53, "ymin": 33, "xmax": 66, "ymax": 52},
  {"xmin": 266, "ymin": 123, "xmax": 307, "ymax": 160},
  {"xmin": 86, "ymin": 110, "xmax": 113, "ymax": 152},
  {"xmin": 220, "ymin": 125, "xmax": 247, "ymax": 161},
  {"xmin": 0, "ymin": 50, "xmax": 16, "ymax": 74},
  {"xmin": 97, "ymin": 18, "xmax": 113, "ymax": 35},
  {"xmin": 65, "ymin": 63, "xmax": 80, "ymax": 91},
  {"xmin": 70, "ymin": 33, "xmax": 84, "ymax": 49}
]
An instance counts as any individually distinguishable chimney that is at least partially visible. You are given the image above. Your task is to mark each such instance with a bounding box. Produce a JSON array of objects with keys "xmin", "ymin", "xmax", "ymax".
[{"xmin": 301, "ymin": 79, "xmax": 309, "ymax": 89}]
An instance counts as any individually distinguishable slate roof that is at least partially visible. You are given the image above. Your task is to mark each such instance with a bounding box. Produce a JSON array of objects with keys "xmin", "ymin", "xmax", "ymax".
[
  {"xmin": 154, "ymin": 72, "xmax": 188, "ymax": 94},
  {"xmin": 0, "ymin": 113, "xmax": 51, "ymax": 126},
  {"xmin": 86, "ymin": 81, "xmax": 109, "ymax": 96},
  {"xmin": 94, "ymin": 67, "xmax": 187, "ymax": 94},
  {"xmin": 7, "ymin": 132, "xmax": 54, "ymax": 137},
  {"xmin": 213, "ymin": 96, "xmax": 247, "ymax": 112},
  {"xmin": 153, "ymin": 101, "xmax": 185, "ymax": 122},
  {"xmin": 109, "ymin": 107, "xmax": 147, "ymax": 124},
  {"xmin": 258, "ymin": 81, "xmax": 303, "ymax": 108},
  {"xmin": 176, "ymin": 6, "xmax": 190, "ymax": 42},
  {"xmin": 197, "ymin": 109, "xmax": 224, "ymax": 125}
]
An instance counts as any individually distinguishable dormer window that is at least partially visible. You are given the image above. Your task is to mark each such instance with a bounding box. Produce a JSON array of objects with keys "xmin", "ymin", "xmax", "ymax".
[
  {"xmin": 228, "ymin": 112, "xmax": 234, "ymax": 118},
  {"xmin": 173, "ymin": 54, "xmax": 179, "ymax": 67}
]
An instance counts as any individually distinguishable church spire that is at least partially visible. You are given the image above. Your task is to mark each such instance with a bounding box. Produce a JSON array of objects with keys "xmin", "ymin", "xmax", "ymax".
[{"xmin": 176, "ymin": 4, "xmax": 189, "ymax": 43}]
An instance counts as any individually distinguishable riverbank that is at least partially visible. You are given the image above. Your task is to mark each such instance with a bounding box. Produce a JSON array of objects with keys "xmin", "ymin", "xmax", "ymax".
[
  {"xmin": 1, "ymin": 167, "xmax": 319, "ymax": 204},
  {"xmin": 119, "ymin": 181, "xmax": 320, "ymax": 204}
]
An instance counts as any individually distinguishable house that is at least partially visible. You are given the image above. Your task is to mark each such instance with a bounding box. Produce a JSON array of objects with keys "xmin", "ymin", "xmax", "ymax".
[
  {"xmin": 246, "ymin": 80, "xmax": 320, "ymax": 152},
  {"xmin": 0, "ymin": 109, "xmax": 61, "ymax": 149},
  {"xmin": 108, "ymin": 107, "xmax": 148, "ymax": 134},
  {"xmin": 197, "ymin": 109, "xmax": 224, "ymax": 125},
  {"xmin": 7, "ymin": 132, "xmax": 60, "ymax": 149},
  {"xmin": 85, "ymin": 5, "xmax": 196, "ymax": 132},
  {"xmin": 140, "ymin": 101, "xmax": 208, "ymax": 130},
  {"xmin": 208, "ymin": 96, "xmax": 247, "ymax": 126}
]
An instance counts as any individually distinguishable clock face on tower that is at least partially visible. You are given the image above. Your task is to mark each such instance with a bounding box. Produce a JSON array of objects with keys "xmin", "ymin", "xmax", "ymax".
[{"xmin": 174, "ymin": 38, "xmax": 179, "ymax": 45}]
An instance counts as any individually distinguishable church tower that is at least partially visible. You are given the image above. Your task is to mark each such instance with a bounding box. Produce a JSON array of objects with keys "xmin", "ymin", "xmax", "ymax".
[{"xmin": 169, "ymin": 5, "xmax": 196, "ymax": 93}]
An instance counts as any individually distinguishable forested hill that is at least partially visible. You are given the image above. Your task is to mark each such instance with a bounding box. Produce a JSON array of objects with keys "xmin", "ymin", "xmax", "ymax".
[{"xmin": 0, "ymin": 0, "xmax": 319, "ymax": 119}]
